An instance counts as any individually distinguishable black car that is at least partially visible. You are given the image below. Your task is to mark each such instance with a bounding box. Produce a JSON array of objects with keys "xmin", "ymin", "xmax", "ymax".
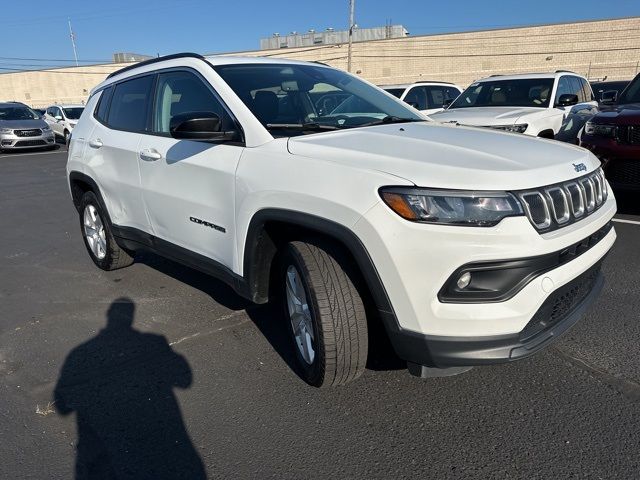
[{"xmin": 590, "ymin": 80, "xmax": 630, "ymax": 105}]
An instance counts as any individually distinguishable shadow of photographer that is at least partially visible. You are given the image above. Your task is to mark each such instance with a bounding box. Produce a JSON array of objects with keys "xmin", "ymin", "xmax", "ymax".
[{"xmin": 54, "ymin": 297, "xmax": 206, "ymax": 480}]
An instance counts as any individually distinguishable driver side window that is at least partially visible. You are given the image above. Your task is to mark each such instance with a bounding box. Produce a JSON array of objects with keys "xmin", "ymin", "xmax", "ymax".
[
  {"xmin": 554, "ymin": 77, "xmax": 573, "ymax": 105},
  {"xmin": 152, "ymin": 70, "xmax": 228, "ymax": 135}
]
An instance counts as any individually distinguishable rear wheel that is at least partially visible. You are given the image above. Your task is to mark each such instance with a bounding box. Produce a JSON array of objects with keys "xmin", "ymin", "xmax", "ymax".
[
  {"xmin": 79, "ymin": 191, "xmax": 133, "ymax": 270},
  {"xmin": 63, "ymin": 130, "xmax": 70, "ymax": 145},
  {"xmin": 280, "ymin": 241, "xmax": 368, "ymax": 387}
]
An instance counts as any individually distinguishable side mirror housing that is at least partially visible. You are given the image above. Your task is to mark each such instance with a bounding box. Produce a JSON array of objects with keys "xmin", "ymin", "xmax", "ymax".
[
  {"xmin": 169, "ymin": 111, "xmax": 237, "ymax": 142},
  {"xmin": 55, "ymin": 115, "xmax": 63, "ymax": 121},
  {"xmin": 600, "ymin": 90, "xmax": 618, "ymax": 105},
  {"xmin": 557, "ymin": 94, "xmax": 579, "ymax": 107}
]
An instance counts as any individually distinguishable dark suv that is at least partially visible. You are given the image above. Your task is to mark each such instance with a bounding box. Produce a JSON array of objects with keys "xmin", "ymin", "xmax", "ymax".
[{"xmin": 581, "ymin": 74, "xmax": 640, "ymax": 190}]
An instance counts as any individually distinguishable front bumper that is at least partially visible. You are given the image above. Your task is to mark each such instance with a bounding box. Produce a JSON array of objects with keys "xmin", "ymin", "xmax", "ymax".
[
  {"xmin": 0, "ymin": 131, "xmax": 55, "ymax": 150},
  {"xmin": 354, "ymin": 192, "xmax": 616, "ymax": 367}
]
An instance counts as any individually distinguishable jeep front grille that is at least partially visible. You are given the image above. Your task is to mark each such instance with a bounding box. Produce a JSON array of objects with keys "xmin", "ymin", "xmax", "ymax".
[{"xmin": 517, "ymin": 169, "xmax": 608, "ymax": 232}]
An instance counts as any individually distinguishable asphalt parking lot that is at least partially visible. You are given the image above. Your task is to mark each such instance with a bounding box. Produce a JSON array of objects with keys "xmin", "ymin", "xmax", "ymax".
[{"xmin": 1, "ymin": 148, "xmax": 639, "ymax": 479}]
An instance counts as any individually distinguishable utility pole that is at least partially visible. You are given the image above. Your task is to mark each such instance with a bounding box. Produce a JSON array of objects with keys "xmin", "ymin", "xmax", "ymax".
[
  {"xmin": 68, "ymin": 19, "xmax": 79, "ymax": 67},
  {"xmin": 347, "ymin": 0, "xmax": 355, "ymax": 72}
]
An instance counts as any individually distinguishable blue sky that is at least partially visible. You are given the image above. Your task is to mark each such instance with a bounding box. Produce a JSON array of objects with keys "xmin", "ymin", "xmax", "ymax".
[{"xmin": 2, "ymin": 0, "xmax": 640, "ymax": 70}]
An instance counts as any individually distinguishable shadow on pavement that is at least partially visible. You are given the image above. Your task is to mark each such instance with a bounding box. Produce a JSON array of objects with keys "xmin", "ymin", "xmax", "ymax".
[
  {"xmin": 614, "ymin": 190, "xmax": 640, "ymax": 216},
  {"xmin": 54, "ymin": 297, "xmax": 206, "ymax": 480}
]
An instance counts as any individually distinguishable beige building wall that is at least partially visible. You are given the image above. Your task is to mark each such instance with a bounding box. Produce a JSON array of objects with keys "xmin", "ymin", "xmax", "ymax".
[{"xmin": 2, "ymin": 17, "xmax": 639, "ymax": 108}]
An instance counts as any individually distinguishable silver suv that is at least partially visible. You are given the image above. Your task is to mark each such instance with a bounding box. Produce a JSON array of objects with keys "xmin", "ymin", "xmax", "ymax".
[{"xmin": 0, "ymin": 102, "xmax": 55, "ymax": 152}]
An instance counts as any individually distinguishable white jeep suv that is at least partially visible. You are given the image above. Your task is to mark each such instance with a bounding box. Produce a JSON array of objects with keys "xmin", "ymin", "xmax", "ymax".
[
  {"xmin": 381, "ymin": 81, "xmax": 463, "ymax": 116},
  {"xmin": 431, "ymin": 72, "xmax": 598, "ymax": 141},
  {"xmin": 67, "ymin": 54, "xmax": 616, "ymax": 387}
]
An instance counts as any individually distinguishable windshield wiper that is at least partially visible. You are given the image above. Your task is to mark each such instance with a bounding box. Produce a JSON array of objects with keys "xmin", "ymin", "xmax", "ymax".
[
  {"xmin": 266, "ymin": 122, "xmax": 341, "ymax": 131},
  {"xmin": 356, "ymin": 116, "xmax": 425, "ymax": 127}
]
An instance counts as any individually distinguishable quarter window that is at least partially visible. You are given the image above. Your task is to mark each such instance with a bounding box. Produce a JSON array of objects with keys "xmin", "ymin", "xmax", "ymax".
[
  {"xmin": 152, "ymin": 70, "xmax": 229, "ymax": 134},
  {"xmin": 94, "ymin": 87, "xmax": 113, "ymax": 124},
  {"xmin": 107, "ymin": 75, "xmax": 154, "ymax": 132}
]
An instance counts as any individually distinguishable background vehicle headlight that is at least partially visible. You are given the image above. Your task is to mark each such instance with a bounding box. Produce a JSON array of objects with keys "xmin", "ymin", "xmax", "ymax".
[
  {"xmin": 491, "ymin": 124, "xmax": 528, "ymax": 134},
  {"xmin": 380, "ymin": 188, "xmax": 524, "ymax": 226},
  {"xmin": 584, "ymin": 121, "xmax": 616, "ymax": 138},
  {"xmin": 0, "ymin": 128, "xmax": 12, "ymax": 134},
  {"xmin": 41, "ymin": 125, "xmax": 51, "ymax": 131}
]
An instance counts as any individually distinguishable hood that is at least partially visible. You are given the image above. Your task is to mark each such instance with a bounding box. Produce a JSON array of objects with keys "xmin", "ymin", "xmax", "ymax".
[
  {"xmin": 430, "ymin": 106, "xmax": 545, "ymax": 126},
  {"xmin": 287, "ymin": 122, "xmax": 600, "ymax": 190},
  {"xmin": 591, "ymin": 103, "xmax": 640, "ymax": 125},
  {"xmin": 0, "ymin": 118, "xmax": 49, "ymax": 130}
]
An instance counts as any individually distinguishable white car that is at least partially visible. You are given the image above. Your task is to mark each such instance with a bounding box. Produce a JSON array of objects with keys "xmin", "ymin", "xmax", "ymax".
[
  {"xmin": 67, "ymin": 54, "xmax": 616, "ymax": 387},
  {"xmin": 44, "ymin": 104, "xmax": 84, "ymax": 144},
  {"xmin": 381, "ymin": 81, "xmax": 463, "ymax": 115},
  {"xmin": 431, "ymin": 72, "xmax": 598, "ymax": 140}
]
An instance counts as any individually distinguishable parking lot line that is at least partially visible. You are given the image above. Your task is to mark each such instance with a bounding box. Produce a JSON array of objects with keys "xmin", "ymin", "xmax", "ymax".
[
  {"xmin": 613, "ymin": 218, "xmax": 640, "ymax": 226},
  {"xmin": 0, "ymin": 150, "xmax": 66, "ymax": 159}
]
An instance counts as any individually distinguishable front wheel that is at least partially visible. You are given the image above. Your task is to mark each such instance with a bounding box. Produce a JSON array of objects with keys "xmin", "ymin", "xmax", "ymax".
[{"xmin": 280, "ymin": 241, "xmax": 368, "ymax": 387}]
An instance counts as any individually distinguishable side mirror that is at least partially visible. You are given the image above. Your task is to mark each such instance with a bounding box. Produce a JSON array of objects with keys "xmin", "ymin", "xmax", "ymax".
[
  {"xmin": 55, "ymin": 115, "xmax": 63, "ymax": 121},
  {"xmin": 443, "ymin": 98, "xmax": 454, "ymax": 108},
  {"xmin": 557, "ymin": 94, "xmax": 579, "ymax": 107},
  {"xmin": 600, "ymin": 90, "xmax": 618, "ymax": 105},
  {"xmin": 169, "ymin": 111, "xmax": 237, "ymax": 142}
]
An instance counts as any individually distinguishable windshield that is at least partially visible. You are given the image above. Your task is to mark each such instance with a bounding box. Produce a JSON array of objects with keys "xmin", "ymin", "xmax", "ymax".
[
  {"xmin": 618, "ymin": 75, "xmax": 640, "ymax": 105},
  {"xmin": 383, "ymin": 88, "xmax": 405, "ymax": 98},
  {"xmin": 450, "ymin": 78, "xmax": 555, "ymax": 109},
  {"xmin": 62, "ymin": 107, "xmax": 84, "ymax": 120},
  {"xmin": 0, "ymin": 106, "xmax": 40, "ymax": 121},
  {"xmin": 214, "ymin": 63, "xmax": 423, "ymax": 136}
]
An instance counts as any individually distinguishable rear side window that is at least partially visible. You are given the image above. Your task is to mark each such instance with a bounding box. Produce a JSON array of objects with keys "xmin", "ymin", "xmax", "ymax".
[
  {"xmin": 107, "ymin": 75, "xmax": 154, "ymax": 132},
  {"xmin": 94, "ymin": 87, "xmax": 113, "ymax": 124}
]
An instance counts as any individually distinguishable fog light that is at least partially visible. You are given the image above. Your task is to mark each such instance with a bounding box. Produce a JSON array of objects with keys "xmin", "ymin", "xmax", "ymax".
[{"xmin": 457, "ymin": 272, "xmax": 471, "ymax": 289}]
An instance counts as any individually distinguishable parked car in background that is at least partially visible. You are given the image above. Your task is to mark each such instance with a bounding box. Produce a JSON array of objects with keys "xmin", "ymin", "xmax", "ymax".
[
  {"xmin": 0, "ymin": 102, "xmax": 55, "ymax": 152},
  {"xmin": 431, "ymin": 72, "xmax": 598, "ymax": 143},
  {"xmin": 581, "ymin": 73, "xmax": 640, "ymax": 191},
  {"xmin": 44, "ymin": 105, "xmax": 85, "ymax": 144},
  {"xmin": 33, "ymin": 108, "xmax": 46, "ymax": 117},
  {"xmin": 590, "ymin": 80, "xmax": 630, "ymax": 105},
  {"xmin": 381, "ymin": 82, "xmax": 463, "ymax": 115},
  {"xmin": 67, "ymin": 54, "xmax": 616, "ymax": 387}
]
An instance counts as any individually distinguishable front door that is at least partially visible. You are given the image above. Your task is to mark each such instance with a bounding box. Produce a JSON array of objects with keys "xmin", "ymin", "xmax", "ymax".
[{"xmin": 138, "ymin": 69, "xmax": 243, "ymax": 268}]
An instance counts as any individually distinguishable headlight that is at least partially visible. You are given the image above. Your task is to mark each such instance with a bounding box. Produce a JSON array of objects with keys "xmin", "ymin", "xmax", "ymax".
[
  {"xmin": 380, "ymin": 188, "xmax": 524, "ymax": 226},
  {"xmin": 490, "ymin": 124, "xmax": 528, "ymax": 134},
  {"xmin": 584, "ymin": 121, "xmax": 616, "ymax": 138},
  {"xmin": 0, "ymin": 128, "xmax": 12, "ymax": 134},
  {"xmin": 41, "ymin": 125, "xmax": 51, "ymax": 131}
]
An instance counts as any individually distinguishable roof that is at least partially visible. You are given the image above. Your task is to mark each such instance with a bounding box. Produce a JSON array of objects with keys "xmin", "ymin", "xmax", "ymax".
[
  {"xmin": 380, "ymin": 81, "xmax": 458, "ymax": 89},
  {"xmin": 475, "ymin": 72, "xmax": 586, "ymax": 82},
  {"xmin": 51, "ymin": 104, "xmax": 85, "ymax": 108}
]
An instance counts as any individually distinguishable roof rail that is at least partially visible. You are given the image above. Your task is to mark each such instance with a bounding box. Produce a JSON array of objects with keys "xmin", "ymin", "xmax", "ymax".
[
  {"xmin": 414, "ymin": 80, "xmax": 455, "ymax": 85},
  {"xmin": 555, "ymin": 70, "xmax": 576, "ymax": 74},
  {"xmin": 106, "ymin": 52, "xmax": 205, "ymax": 79}
]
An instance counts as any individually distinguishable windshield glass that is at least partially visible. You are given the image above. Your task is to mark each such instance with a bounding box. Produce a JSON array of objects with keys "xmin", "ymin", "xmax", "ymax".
[
  {"xmin": 0, "ymin": 105, "xmax": 40, "ymax": 121},
  {"xmin": 450, "ymin": 78, "xmax": 555, "ymax": 109},
  {"xmin": 618, "ymin": 76, "xmax": 640, "ymax": 105},
  {"xmin": 62, "ymin": 107, "xmax": 84, "ymax": 120},
  {"xmin": 383, "ymin": 88, "xmax": 405, "ymax": 98},
  {"xmin": 214, "ymin": 63, "xmax": 423, "ymax": 136}
]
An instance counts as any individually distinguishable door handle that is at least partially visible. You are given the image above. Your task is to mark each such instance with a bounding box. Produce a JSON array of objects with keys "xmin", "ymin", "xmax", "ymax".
[
  {"xmin": 139, "ymin": 148, "xmax": 162, "ymax": 161},
  {"xmin": 89, "ymin": 139, "xmax": 103, "ymax": 149}
]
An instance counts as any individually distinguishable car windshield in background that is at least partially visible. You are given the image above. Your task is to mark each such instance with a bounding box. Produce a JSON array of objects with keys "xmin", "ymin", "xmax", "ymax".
[
  {"xmin": 383, "ymin": 88, "xmax": 405, "ymax": 98},
  {"xmin": 0, "ymin": 106, "xmax": 40, "ymax": 121},
  {"xmin": 617, "ymin": 77, "xmax": 640, "ymax": 105},
  {"xmin": 62, "ymin": 107, "xmax": 84, "ymax": 120},
  {"xmin": 450, "ymin": 78, "xmax": 555, "ymax": 109},
  {"xmin": 214, "ymin": 63, "xmax": 423, "ymax": 136}
]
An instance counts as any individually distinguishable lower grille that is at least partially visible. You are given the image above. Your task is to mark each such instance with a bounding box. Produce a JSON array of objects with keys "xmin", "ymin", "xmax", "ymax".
[
  {"xmin": 520, "ymin": 262, "xmax": 601, "ymax": 341},
  {"xmin": 14, "ymin": 140, "xmax": 47, "ymax": 147},
  {"xmin": 605, "ymin": 160, "xmax": 640, "ymax": 186},
  {"xmin": 15, "ymin": 129, "xmax": 42, "ymax": 137}
]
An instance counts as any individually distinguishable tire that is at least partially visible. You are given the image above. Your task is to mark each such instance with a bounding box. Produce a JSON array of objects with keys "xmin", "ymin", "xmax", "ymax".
[
  {"xmin": 280, "ymin": 240, "xmax": 368, "ymax": 387},
  {"xmin": 63, "ymin": 130, "xmax": 70, "ymax": 146},
  {"xmin": 79, "ymin": 191, "xmax": 134, "ymax": 270}
]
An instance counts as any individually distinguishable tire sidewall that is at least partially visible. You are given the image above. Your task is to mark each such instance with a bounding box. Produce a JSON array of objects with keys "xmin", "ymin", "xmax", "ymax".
[
  {"xmin": 280, "ymin": 245, "xmax": 326, "ymax": 387},
  {"xmin": 79, "ymin": 191, "xmax": 116, "ymax": 270}
]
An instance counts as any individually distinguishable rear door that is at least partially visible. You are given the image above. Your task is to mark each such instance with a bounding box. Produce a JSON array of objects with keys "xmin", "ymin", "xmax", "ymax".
[
  {"xmin": 137, "ymin": 68, "xmax": 243, "ymax": 268},
  {"xmin": 84, "ymin": 76, "xmax": 154, "ymax": 232}
]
